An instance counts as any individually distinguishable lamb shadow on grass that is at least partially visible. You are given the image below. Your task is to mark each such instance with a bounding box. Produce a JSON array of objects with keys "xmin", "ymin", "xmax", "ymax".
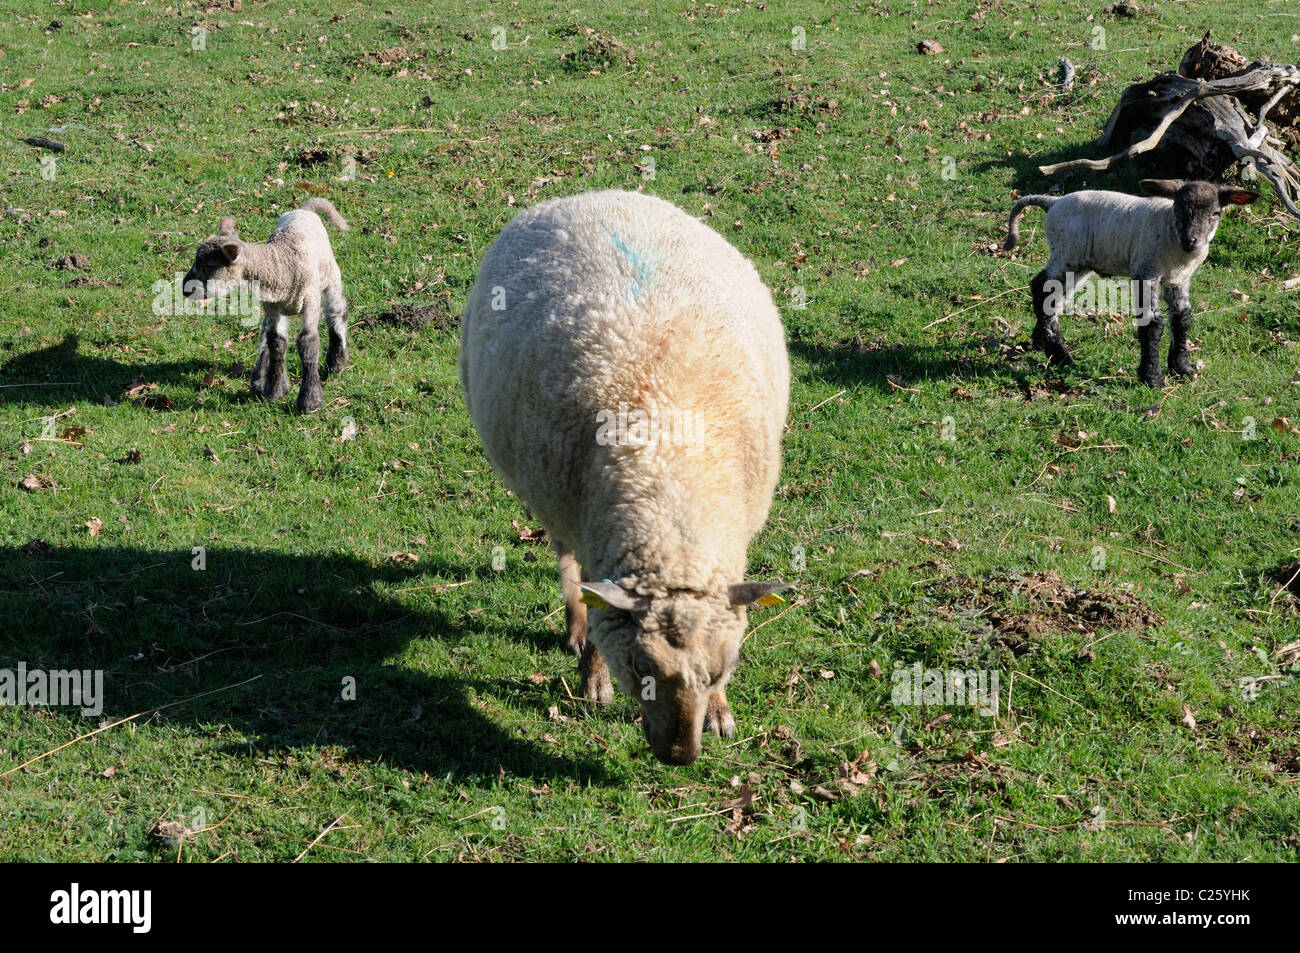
[
  {"xmin": 789, "ymin": 336, "xmax": 1067, "ymax": 393},
  {"xmin": 0, "ymin": 543, "xmax": 611, "ymax": 785},
  {"xmin": 0, "ymin": 334, "xmax": 211, "ymax": 410}
]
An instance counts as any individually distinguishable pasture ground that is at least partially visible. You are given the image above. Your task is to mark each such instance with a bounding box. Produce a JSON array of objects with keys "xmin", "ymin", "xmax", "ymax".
[{"xmin": 1, "ymin": 0, "xmax": 1298, "ymax": 861}]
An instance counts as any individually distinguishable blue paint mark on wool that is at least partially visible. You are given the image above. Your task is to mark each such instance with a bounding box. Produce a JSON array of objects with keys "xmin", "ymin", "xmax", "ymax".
[{"xmin": 606, "ymin": 229, "xmax": 659, "ymax": 301}]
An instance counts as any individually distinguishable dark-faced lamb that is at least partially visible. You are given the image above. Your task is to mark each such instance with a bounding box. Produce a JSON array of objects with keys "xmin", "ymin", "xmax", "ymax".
[
  {"xmin": 183, "ymin": 197, "xmax": 350, "ymax": 412},
  {"xmin": 1003, "ymin": 179, "xmax": 1258, "ymax": 387}
]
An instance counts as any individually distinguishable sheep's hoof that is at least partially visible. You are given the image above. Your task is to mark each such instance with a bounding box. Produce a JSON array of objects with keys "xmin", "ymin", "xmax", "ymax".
[
  {"xmin": 703, "ymin": 693, "xmax": 735, "ymax": 739},
  {"xmin": 1169, "ymin": 357, "xmax": 1195, "ymax": 379},
  {"xmin": 579, "ymin": 664, "xmax": 613, "ymax": 704},
  {"xmin": 296, "ymin": 384, "xmax": 324, "ymax": 413},
  {"xmin": 1046, "ymin": 348, "xmax": 1074, "ymax": 368}
]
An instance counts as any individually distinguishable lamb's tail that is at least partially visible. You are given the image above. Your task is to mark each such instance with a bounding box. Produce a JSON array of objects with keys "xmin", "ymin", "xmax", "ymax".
[
  {"xmin": 300, "ymin": 197, "xmax": 350, "ymax": 232},
  {"xmin": 1003, "ymin": 194, "xmax": 1059, "ymax": 252}
]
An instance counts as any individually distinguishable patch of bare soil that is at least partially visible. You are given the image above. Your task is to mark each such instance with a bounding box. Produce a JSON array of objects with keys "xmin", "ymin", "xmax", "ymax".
[
  {"xmin": 559, "ymin": 27, "xmax": 635, "ymax": 73},
  {"xmin": 50, "ymin": 253, "xmax": 89, "ymax": 271},
  {"xmin": 357, "ymin": 300, "xmax": 457, "ymax": 331},
  {"xmin": 931, "ymin": 571, "xmax": 1162, "ymax": 655}
]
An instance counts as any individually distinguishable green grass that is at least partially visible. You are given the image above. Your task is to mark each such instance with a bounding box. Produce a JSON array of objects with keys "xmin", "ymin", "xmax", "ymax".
[{"xmin": 0, "ymin": 0, "xmax": 1297, "ymax": 861}]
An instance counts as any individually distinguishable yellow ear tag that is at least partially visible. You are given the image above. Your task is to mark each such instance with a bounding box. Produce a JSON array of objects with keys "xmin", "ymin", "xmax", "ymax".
[
  {"xmin": 580, "ymin": 591, "xmax": 612, "ymax": 610},
  {"xmin": 756, "ymin": 592, "xmax": 785, "ymax": 607}
]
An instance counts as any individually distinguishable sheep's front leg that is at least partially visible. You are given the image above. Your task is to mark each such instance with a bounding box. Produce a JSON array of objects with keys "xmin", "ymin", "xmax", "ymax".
[
  {"xmin": 250, "ymin": 304, "xmax": 291, "ymax": 401},
  {"xmin": 703, "ymin": 689, "xmax": 735, "ymax": 739},
  {"xmin": 1030, "ymin": 268, "xmax": 1074, "ymax": 367},
  {"xmin": 1164, "ymin": 283, "xmax": 1195, "ymax": 379},
  {"xmin": 1134, "ymin": 276, "xmax": 1166, "ymax": 389},
  {"xmin": 555, "ymin": 543, "xmax": 612, "ymax": 704},
  {"xmin": 556, "ymin": 544, "xmax": 587, "ymax": 657},
  {"xmin": 296, "ymin": 297, "xmax": 324, "ymax": 413}
]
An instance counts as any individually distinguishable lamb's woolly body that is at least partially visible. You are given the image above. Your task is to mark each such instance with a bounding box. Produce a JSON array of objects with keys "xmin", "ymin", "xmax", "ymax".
[
  {"xmin": 1022, "ymin": 190, "xmax": 1209, "ymax": 285},
  {"xmin": 1003, "ymin": 179, "xmax": 1257, "ymax": 388},
  {"xmin": 461, "ymin": 190, "xmax": 788, "ymax": 592},
  {"xmin": 183, "ymin": 198, "xmax": 350, "ymax": 412}
]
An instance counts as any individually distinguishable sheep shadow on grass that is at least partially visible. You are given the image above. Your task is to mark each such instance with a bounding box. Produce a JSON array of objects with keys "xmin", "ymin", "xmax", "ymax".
[
  {"xmin": 0, "ymin": 334, "xmax": 212, "ymax": 410},
  {"xmin": 0, "ymin": 543, "xmax": 612, "ymax": 785}
]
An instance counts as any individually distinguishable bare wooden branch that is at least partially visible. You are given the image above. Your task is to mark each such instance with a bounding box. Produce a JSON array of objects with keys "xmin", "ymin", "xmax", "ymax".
[{"xmin": 1038, "ymin": 62, "xmax": 1300, "ymax": 218}]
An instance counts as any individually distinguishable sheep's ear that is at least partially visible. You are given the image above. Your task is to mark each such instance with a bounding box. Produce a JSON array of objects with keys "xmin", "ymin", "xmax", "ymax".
[
  {"xmin": 577, "ymin": 581, "xmax": 649, "ymax": 612},
  {"xmin": 1219, "ymin": 187, "xmax": 1260, "ymax": 207},
  {"xmin": 218, "ymin": 216, "xmax": 237, "ymax": 235},
  {"xmin": 1139, "ymin": 179, "xmax": 1183, "ymax": 198},
  {"xmin": 728, "ymin": 581, "xmax": 792, "ymax": 609},
  {"xmin": 220, "ymin": 241, "xmax": 241, "ymax": 262}
]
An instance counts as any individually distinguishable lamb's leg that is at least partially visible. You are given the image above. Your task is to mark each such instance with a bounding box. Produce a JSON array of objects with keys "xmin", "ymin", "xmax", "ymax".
[
  {"xmin": 703, "ymin": 689, "xmax": 736, "ymax": 738},
  {"xmin": 555, "ymin": 543, "xmax": 612, "ymax": 704},
  {"xmin": 1164, "ymin": 283, "xmax": 1195, "ymax": 379},
  {"xmin": 250, "ymin": 304, "xmax": 291, "ymax": 401},
  {"xmin": 322, "ymin": 272, "xmax": 349, "ymax": 380},
  {"xmin": 1134, "ymin": 276, "xmax": 1166, "ymax": 388},
  {"xmin": 1030, "ymin": 267, "xmax": 1074, "ymax": 367},
  {"xmin": 296, "ymin": 298, "xmax": 324, "ymax": 413}
]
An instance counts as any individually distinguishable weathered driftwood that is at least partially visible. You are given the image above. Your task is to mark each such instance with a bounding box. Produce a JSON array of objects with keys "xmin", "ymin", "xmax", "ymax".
[{"xmin": 1039, "ymin": 46, "xmax": 1300, "ymax": 218}]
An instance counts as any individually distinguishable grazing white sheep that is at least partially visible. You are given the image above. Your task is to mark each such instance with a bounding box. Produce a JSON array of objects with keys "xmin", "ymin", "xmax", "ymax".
[
  {"xmin": 1004, "ymin": 179, "xmax": 1258, "ymax": 387},
  {"xmin": 183, "ymin": 198, "xmax": 351, "ymax": 412},
  {"xmin": 460, "ymin": 189, "xmax": 790, "ymax": 765}
]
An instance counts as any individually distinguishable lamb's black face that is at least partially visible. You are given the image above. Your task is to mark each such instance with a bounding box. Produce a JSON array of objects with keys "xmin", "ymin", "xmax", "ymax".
[
  {"xmin": 183, "ymin": 238, "xmax": 242, "ymax": 301},
  {"xmin": 1140, "ymin": 179, "xmax": 1259, "ymax": 256},
  {"xmin": 1172, "ymin": 182, "xmax": 1222, "ymax": 255}
]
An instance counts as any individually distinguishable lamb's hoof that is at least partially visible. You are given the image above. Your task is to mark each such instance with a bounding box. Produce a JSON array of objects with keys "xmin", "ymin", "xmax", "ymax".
[
  {"xmin": 566, "ymin": 631, "xmax": 585, "ymax": 657},
  {"xmin": 296, "ymin": 384, "xmax": 324, "ymax": 413},
  {"xmin": 322, "ymin": 351, "xmax": 349, "ymax": 380},
  {"xmin": 580, "ymin": 664, "xmax": 613, "ymax": 704},
  {"xmin": 1168, "ymin": 358, "xmax": 1195, "ymax": 379},
  {"xmin": 252, "ymin": 375, "xmax": 291, "ymax": 401},
  {"xmin": 1138, "ymin": 367, "xmax": 1165, "ymax": 389},
  {"xmin": 703, "ymin": 694, "xmax": 735, "ymax": 739},
  {"xmin": 1046, "ymin": 348, "xmax": 1074, "ymax": 368}
]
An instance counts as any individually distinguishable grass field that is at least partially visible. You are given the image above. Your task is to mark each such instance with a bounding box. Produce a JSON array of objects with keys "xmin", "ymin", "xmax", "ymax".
[{"xmin": 1, "ymin": 0, "xmax": 1298, "ymax": 861}]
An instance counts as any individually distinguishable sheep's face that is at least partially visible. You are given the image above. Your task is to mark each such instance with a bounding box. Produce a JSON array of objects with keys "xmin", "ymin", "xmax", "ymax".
[
  {"xmin": 183, "ymin": 221, "xmax": 246, "ymax": 301},
  {"xmin": 1140, "ymin": 179, "xmax": 1260, "ymax": 255},
  {"xmin": 579, "ymin": 581, "xmax": 788, "ymax": 765}
]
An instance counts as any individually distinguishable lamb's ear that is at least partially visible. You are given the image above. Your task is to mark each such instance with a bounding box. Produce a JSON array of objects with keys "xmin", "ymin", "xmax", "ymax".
[
  {"xmin": 728, "ymin": 581, "xmax": 792, "ymax": 609},
  {"xmin": 218, "ymin": 216, "xmax": 237, "ymax": 235},
  {"xmin": 220, "ymin": 241, "xmax": 241, "ymax": 262},
  {"xmin": 1219, "ymin": 187, "xmax": 1260, "ymax": 207},
  {"xmin": 577, "ymin": 581, "xmax": 649, "ymax": 612},
  {"xmin": 1139, "ymin": 179, "xmax": 1183, "ymax": 198}
]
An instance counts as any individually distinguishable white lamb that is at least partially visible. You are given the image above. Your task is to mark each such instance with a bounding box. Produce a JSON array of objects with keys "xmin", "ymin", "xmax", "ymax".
[
  {"xmin": 1004, "ymin": 179, "xmax": 1258, "ymax": 387},
  {"xmin": 183, "ymin": 197, "xmax": 351, "ymax": 412},
  {"xmin": 460, "ymin": 189, "xmax": 790, "ymax": 766}
]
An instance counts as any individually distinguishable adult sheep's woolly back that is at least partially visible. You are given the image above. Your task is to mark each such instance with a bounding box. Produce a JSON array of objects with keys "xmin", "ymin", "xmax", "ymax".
[{"xmin": 460, "ymin": 189, "xmax": 791, "ymax": 765}]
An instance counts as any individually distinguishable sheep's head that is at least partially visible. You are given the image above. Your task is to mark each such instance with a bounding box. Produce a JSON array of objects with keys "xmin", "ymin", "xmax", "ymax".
[
  {"xmin": 1140, "ymin": 179, "xmax": 1259, "ymax": 254},
  {"xmin": 183, "ymin": 217, "xmax": 246, "ymax": 301},
  {"xmin": 577, "ymin": 580, "xmax": 789, "ymax": 765}
]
